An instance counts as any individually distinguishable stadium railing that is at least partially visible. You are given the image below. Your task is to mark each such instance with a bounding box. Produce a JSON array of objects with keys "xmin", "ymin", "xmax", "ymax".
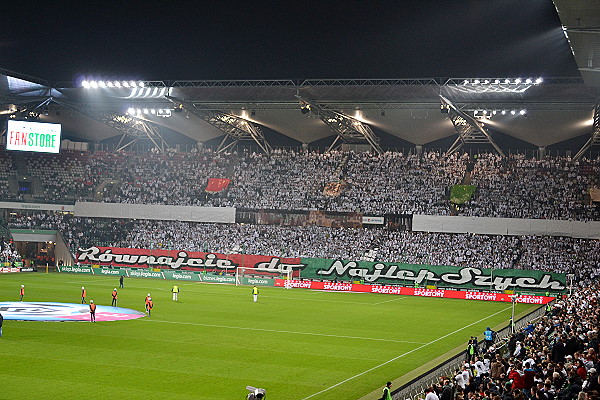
[{"xmin": 390, "ymin": 303, "xmax": 548, "ymax": 400}]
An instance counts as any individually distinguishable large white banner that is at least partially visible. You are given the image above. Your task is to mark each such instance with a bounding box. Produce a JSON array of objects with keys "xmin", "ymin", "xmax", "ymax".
[
  {"xmin": 412, "ymin": 215, "xmax": 600, "ymax": 239},
  {"xmin": 74, "ymin": 202, "xmax": 236, "ymax": 223},
  {"xmin": 0, "ymin": 201, "xmax": 74, "ymax": 212}
]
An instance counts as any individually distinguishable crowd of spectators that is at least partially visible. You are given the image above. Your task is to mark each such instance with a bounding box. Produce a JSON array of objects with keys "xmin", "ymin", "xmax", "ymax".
[
  {"xmin": 465, "ymin": 154, "xmax": 600, "ymax": 221},
  {"xmin": 6, "ymin": 213, "xmax": 600, "ymax": 283},
  {"xmin": 0, "ymin": 148, "xmax": 598, "ymax": 220},
  {"xmin": 427, "ymin": 283, "xmax": 599, "ymax": 400}
]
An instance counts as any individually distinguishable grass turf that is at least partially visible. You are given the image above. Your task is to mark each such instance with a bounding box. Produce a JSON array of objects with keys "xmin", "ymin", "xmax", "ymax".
[{"xmin": 0, "ymin": 272, "xmax": 532, "ymax": 399}]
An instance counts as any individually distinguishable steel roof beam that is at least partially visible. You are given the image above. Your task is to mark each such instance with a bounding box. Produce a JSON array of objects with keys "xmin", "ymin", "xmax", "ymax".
[
  {"xmin": 574, "ymin": 97, "xmax": 600, "ymax": 161},
  {"xmin": 51, "ymin": 97, "xmax": 168, "ymax": 153},
  {"xmin": 296, "ymin": 96, "xmax": 382, "ymax": 154},
  {"xmin": 440, "ymin": 95, "xmax": 505, "ymax": 157},
  {"xmin": 165, "ymin": 95, "xmax": 272, "ymax": 154}
]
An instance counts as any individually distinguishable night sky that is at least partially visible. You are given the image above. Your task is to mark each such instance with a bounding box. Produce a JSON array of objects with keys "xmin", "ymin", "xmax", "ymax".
[{"xmin": 1, "ymin": 0, "xmax": 579, "ymax": 85}]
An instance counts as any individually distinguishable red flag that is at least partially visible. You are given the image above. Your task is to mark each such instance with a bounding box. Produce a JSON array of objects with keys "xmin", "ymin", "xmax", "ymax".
[{"xmin": 205, "ymin": 178, "xmax": 231, "ymax": 193}]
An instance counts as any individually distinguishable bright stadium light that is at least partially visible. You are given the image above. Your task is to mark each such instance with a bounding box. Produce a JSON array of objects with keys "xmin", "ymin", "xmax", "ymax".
[
  {"xmin": 463, "ymin": 80, "xmax": 469, "ymax": 85},
  {"xmin": 82, "ymin": 80, "xmax": 90, "ymax": 88},
  {"xmin": 127, "ymin": 108, "xmax": 135, "ymax": 115},
  {"xmin": 143, "ymin": 108, "xmax": 149, "ymax": 114},
  {"xmin": 90, "ymin": 81, "xmax": 98, "ymax": 88},
  {"xmin": 501, "ymin": 110, "xmax": 507, "ymax": 115},
  {"xmin": 520, "ymin": 109, "xmax": 527, "ymax": 115},
  {"xmin": 139, "ymin": 81, "xmax": 145, "ymax": 88},
  {"xmin": 525, "ymin": 78, "xmax": 532, "ymax": 84},
  {"xmin": 114, "ymin": 81, "xmax": 121, "ymax": 88},
  {"xmin": 504, "ymin": 79, "xmax": 511, "ymax": 84},
  {"xmin": 511, "ymin": 110, "xmax": 516, "ymax": 115},
  {"xmin": 98, "ymin": 81, "xmax": 106, "ymax": 88},
  {"xmin": 136, "ymin": 108, "xmax": 141, "ymax": 115},
  {"xmin": 535, "ymin": 77, "xmax": 543, "ymax": 84},
  {"xmin": 514, "ymin": 78, "xmax": 521, "ymax": 84},
  {"xmin": 474, "ymin": 79, "xmax": 480, "ymax": 84},
  {"xmin": 107, "ymin": 81, "xmax": 114, "ymax": 87},
  {"xmin": 150, "ymin": 109, "xmax": 156, "ymax": 114},
  {"xmin": 494, "ymin": 79, "xmax": 500, "ymax": 84},
  {"xmin": 130, "ymin": 80, "xmax": 137, "ymax": 88},
  {"xmin": 123, "ymin": 81, "xmax": 130, "ymax": 88}
]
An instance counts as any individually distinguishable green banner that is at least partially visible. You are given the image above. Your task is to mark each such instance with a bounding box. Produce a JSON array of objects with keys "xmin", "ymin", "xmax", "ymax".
[
  {"xmin": 299, "ymin": 258, "xmax": 567, "ymax": 293},
  {"xmin": 450, "ymin": 185, "xmax": 476, "ymax": 204},
  {"xmin": 56, "ymin": 266, "xmax": 275, "ymax": 286},
  {"xmin": 57, "ymin": 265, "xmax": 93, "ymax": 274}
]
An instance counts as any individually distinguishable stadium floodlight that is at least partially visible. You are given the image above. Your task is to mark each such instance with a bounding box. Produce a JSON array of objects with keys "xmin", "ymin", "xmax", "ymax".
[
  {"xmin": 535, "ymin": 77, "xmax": 543, "ymax": 84},
  {"xmin": 525, "ymin": 78, "xmax": 532, "ymax": 84},
  {"xmin": 482, "ymin": 110, "xmax": 488, "ymax": 115},
  {"xmin": 136, "ymin": 108, "xmax": 141, "ymax": 115},
  {"xmin": 514, "ymin": 78, "xmax": 521, "ymax": 84},
  {"xmin": 463, "ymin": 79, "xmax": 469, "ymax": 85},
  {"xmin": 130, "ymin": 80, "xmax": 137, "ymax": 88},
  {"xmin": 473, "ymin": 79, "xmax": 480, "ymax": 84},
  {"xmin": 494, "ymin": 79, "xmax": 500, "ymax": 84},
  {"xmin": 501, "ymin": 110, "xmax": 507, "ymax": 115},
  {"xmin": 150, "ymin": 109, "xmax": 156, "ymax": 114},
  {"xmin": 492, "ymin": 110, "xmax": 497, "ymax": 115},
  {"xmin": 511, "ymin": 110, "xmax": 516, "ymax": 115},
  {"xmin": 139, "ymin": 81, "xmax": 145, "ymax": 88},
  {"xmin": 127, "ymin": 108, "xmax": 135, "ymax": 115},
  {"xmin": 82, "ymin": 80, "xmax": 90, "ymax": 88},
  {"xmin": 114, "ymin": 81, "xmax": 121, "ymax": 88},
  {"xmin": 107, "ymin": 81, "xmax": 114, "ymax": 88},
  {"xmin": 98, "ymin": 81, "xmax": 106, "ymax": 88},
  {"xmin": 90, "ymin": 81, "xmax": 98, "ymax": 88},
  {"xmin": 520, "ymin": 109, "xmax": 527, "ymax": 115},
  {"xmin": 123, "ymin": 81, "xmax": 130, "ymax": 88},
  {"xmin": 483, "ymin": 79, "xmax": 489, "ymax": 84},
  {"xmin": 504, "ymin": 79, "xmax": 510, "ymax": 84},
  {"xmin": 143, "ymin": 108, "xmax": 149, "ymax": 114}
]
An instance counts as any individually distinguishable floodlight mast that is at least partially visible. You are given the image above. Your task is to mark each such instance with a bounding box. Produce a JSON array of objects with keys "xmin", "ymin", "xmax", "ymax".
[
  {"xmin": 295, "ymin": 95, "xmax": 382, "ymax": 155},
  {"xmin": 573, "ymin": 97, "xmax": 600, "ymax": 161},
  {"xmin": 165, "ymin": 96, "xmax": 272, "ymax": 155},
  {"xmin": 50, "ymin": 97, "xmax": 169, "ymax": 153},
  {"xmin": 440, "ymin": 95, "xmax": 505, "ymax": 157}
]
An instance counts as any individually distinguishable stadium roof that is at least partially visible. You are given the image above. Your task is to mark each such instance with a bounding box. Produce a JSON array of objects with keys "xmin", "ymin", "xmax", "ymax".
[{"xmin": 0, "ymin": 69, "xmax": 598, "ymax": 150}]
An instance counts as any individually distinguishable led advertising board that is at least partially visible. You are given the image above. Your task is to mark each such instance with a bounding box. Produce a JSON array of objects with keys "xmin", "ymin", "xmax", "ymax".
[{"xmin": 6, "ymin": 120, "xmax": 62, "ymax": 153}]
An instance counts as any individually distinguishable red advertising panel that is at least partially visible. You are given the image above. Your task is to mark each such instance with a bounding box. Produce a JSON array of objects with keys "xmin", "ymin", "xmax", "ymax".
[{"xmin": 274, "ymin": 279, "xmax": 553, "ymax": 304}]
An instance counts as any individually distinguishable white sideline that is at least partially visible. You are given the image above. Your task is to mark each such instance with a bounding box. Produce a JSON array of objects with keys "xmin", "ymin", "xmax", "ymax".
[
  {"xmin": 371, "ymin": 297, "xmax": 406, "ymax": 305},
  {"xmin": 301, "ymin": 305, "xmax": 513, "ymax": 400},
  {"xmin": 142, "ymin": 319, "xmax": 427, "ymax": 344}
]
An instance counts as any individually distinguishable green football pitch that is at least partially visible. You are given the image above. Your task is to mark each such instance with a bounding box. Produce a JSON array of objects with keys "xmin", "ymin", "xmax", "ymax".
[{"xmin": 0, "ymin": 273, "xmax": 534, "ymax": 400}]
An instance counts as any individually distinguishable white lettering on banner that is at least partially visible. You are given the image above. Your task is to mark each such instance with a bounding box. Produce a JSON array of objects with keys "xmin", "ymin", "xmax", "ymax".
[
  {"xmin": 284, "ymin": 280, "xmax": 313, "ymax": 289},
  {"xmin": 255, "ymin": 258, "xmax": 306, "ymax": 272},
  {"xmin": 414, "ymin": 289, "xmax": 445, "ymax": 297},
  {"xmin": 172, "ymin": 273, "xmax": 193, "ymax": 280},
  {"xmin": 371, "ymin": 286, "xmax": 402, "ymax": 295},
  {"xmin": 247, "ymin": 278, "xmax": 270, "ymax": 285},
  {"xmin": 515, "ymin": 296, "xmax": 544, "ymax": 304},
  {"xmin": 77, "ymin": 247, "xmax": 307, "ymax": 272},
  {"xmin": 323, "ymin": 282, "xmax": 353, "ymax": 291},
  {"xmin": 317, "ymin": 260, "xmax": 565, "ymax": 291},
  {"xmin": 60, "ymin": 266, "xmax": 91, "ymax": 273},
  {"xmin": 465, "ymin": 292, "xmax": 499, "ymax": 301}
]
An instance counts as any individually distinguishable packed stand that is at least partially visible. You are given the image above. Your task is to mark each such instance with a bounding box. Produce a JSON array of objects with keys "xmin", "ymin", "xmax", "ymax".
[
  {"xmin": 463, "ymin": 154, "xmax": 600, "ymax": 221},
  {"xmin": 6, "ymin": 214, "xmax": 600, "ymax": 279},
  {"xmin": 427, "ymin": 283, "xmax": 600, "ymax": 400}
]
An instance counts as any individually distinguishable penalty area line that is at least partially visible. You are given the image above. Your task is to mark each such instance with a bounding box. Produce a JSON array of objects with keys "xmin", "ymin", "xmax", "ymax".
[
  {"xmin": 142, "ymin": 319, "xmax": 426, "ymax": 345},
  {"xmin": 300, "ymin": 305, "xmax": 513, "ymax": 400}
]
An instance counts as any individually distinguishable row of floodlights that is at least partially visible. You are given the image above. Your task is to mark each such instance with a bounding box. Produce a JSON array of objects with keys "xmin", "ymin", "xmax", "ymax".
[
  {"xmin": 475, "ymin": 109, "xmax": 527, "ymax": 117},
  {"xmin": 463, "ymin": 78, "xmax": 543, "ymax": 85},
  {"xmin": 126, "ymin": 108, "xmax": 171, "ymax": 117},
  {"xmin": 82, "ymin": 80, "xmax": 145, "ymax": 89}
]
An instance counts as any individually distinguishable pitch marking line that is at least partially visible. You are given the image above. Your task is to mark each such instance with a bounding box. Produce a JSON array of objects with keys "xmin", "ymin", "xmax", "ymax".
[
  {"xmin": 143, "ymin": 319, "xmax": 426, "ymax": 345},
  {"xmin": 372, "ymin": 297, "xmax": 406, "ymax": 305},
  {"xmin": 301, "ymin": 305, "xmax": 513, "ymax": 400}
]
